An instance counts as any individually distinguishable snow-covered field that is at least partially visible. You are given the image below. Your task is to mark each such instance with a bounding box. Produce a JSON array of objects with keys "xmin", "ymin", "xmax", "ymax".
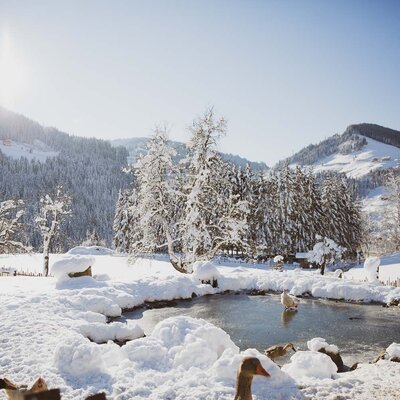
[
  {"xmin": 1, "ymin": 250, "xmax": 400, "ymax": 399},
  {"xmin": 310, "ymin": 136, "xmax": 399, "ymax": 178},
  {"xmin": 0, "ymin": 139, "xmax": 59, "ymax": 162}
]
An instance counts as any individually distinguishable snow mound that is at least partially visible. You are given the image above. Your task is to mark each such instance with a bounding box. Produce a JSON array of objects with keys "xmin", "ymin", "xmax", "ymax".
[
  {"xmin": 274, "ymin": 255, "xmax": 284, "ymax": 263},
  {"xmin": 334, "ymin": 268, "xmax": 343, "ymax": 278},
  {"xmin": 123, "ymin": 336, "xmax": 168, "ymax": 370},
  {"xmin": 152, "ymin": 316, "xmax": 237, "ymax": 369},
  {"xmin": 79, "ymin": 321, "xmax": 144, "ymax": 343},
  {"xmin": 364, "ymin": 257, "xmax": 380, "ymax": 283},
  {"xmin": 54, "ymin": 336, "xmax": 104, "ymax": 376},
  {"xmin": 51, "ymin": 255, "xmax": 94, "ymax": 280},
  {"xmin": 192, "ymin": 261, "xmax": 220, "ymax": 282},
  {"xmin": 282, "ymin": 351, "xmax": 337, "ymax": 381},
  {"xmin": 67, "ymin": 246, "xmax": 114, "ymax": 255},
  {"xmin": 386, "ymin": 343, "xmax": 400, "ymax": 360},
  {"xmin": 307, "ymin": 337, "xmax": 339, "ymax": 354},
  {"xmin": 66, "ymin": 294, "xmax": 121, "ymax": 317}
]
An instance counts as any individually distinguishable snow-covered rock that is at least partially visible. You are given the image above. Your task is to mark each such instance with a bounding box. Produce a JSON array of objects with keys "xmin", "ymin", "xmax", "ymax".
[
  {"xmin": 386, "ymin": 343, "xmax": 400, "ymax": 360},
  {"xmin": 307, "ymin": 337, "xmax": 339, "ymax": 354},
  {"xmin": 67, "ymin": 246, "xmax": 114, "ymax": 256},
  {"xmin": 334, "ymin": 268, "xmax": 343, "ymax": 278},
  {"xmin": 79, "ymin": 321, "xmax": 144, "ymax": 343},
  {"xmin": 152, "ymin": 316, "xmax": 237, "ymax": 369},
  {"xmin": 364, "ymin": 257, "xmax": 380, "ymax": 283},
  {"xmin": 192, "ymin": 261, "xmax": 220, "ymax": 282},
  {"xmin": 282, "ymin": 351, "xmax": 337, "ymax": 381},
  {"xmin": 274, "ymin": 255, "xmax": 284, "ymax": 263},
  {"xmin": 51, "ymin": 255, "xmax": 94, "ymax": 280}
]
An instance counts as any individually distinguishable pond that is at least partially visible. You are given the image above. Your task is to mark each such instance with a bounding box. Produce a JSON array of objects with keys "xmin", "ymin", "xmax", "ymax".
[{"xmin": 121, "ymin": 293, "xmax": 400, "ymax": 365}]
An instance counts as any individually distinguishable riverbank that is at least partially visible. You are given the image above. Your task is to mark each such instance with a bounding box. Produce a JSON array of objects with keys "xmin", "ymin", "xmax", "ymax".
[{"xmin": 1, "ymin": 252, "xmax": 400, "ymax": 399}]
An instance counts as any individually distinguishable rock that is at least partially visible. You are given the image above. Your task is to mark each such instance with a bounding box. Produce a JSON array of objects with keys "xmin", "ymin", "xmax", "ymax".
[
  {"xmin": 318, "ymin": 348, "xmax": 345, "ymax": 372},
  {"xmin": 68, "ymin": 266, "xmax": 92, "ymax": 278}
]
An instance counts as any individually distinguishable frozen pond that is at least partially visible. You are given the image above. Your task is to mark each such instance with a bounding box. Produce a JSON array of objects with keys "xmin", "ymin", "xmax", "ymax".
[{"xmin": 122, "ymin": 293, "xmax": 400, "ymax": 365}]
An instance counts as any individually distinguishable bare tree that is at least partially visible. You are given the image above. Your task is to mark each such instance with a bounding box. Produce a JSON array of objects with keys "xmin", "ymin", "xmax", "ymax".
[
  {"xmin": 35, "ymin": 187, "xmax": 71, "ymax": 276},
  {"xmin": 0, "ymin": 199, "xmax": 29, "ymax": 253}
]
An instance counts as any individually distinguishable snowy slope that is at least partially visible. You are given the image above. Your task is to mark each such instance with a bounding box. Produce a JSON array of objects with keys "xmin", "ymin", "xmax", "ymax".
[
  {"xmin": 312, "ymin": 137, "xmax": 399, "ymax": 178},
  {"xmin": 0, "ymin": 139, "xmax": 59, "ymax": 162}
]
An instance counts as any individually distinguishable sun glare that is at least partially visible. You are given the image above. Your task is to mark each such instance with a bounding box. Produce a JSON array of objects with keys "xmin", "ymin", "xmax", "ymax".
[{"xmin": 0, "ymin": 30, "xmax": 27, "ymax": 108}]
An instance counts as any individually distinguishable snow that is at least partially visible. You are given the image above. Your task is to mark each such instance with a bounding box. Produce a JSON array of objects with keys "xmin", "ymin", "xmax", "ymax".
[
  {"xmin": 192, "ymin": 261, "xmax": 220, "ymax": 282},
  {"xmin": 282, "ymin": 351, "xmax": 337, "ymax": 381},
  {"xmin": 362, "ymin": 186, "xmax": 388, "ymax": 221},
  {"xmin": 386, "ymin": 343, "xmax": 400, "ymax": 360},
  {"xmin": 311, "ymin": 137, "xmax": 400, "ymax": 178},
  {"xmin": 2, "ymin": 253, "xmax": 400, "ymax": 399},
  {"xmin": 307, "ymin": 338, "xmax": 339, "ymax": 354},
  {"xmin": 51, "ymin": 256, "xmax": 94, "ymax": 280},
  {"xmin": 345, "ymin": 252, "xmax": 400, "ymax": 285},
  {"xmin": 273, "ymin": 255, "xmax": 284, "ymax": 263},
  {"xmin": 79, "ymin": 321, "xmax": 144, "ymax": 344},
  {"xmin": 67, "ymin": 246, "xmax": 114, "ymax": 256},
  {"xmin": 364, "ymin": 257, "xmax": 381, "ymax": 283},
  {"xmin": 0, "ymin": 139, "xmax": 58, "ymax": 162}
]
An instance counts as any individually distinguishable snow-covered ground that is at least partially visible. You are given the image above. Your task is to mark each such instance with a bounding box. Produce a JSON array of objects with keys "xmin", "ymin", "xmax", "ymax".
[
  {"xmin": 1, "ymin": 251, "xmax": 400, "ymax": 399},
  {"xmin": 0, "ymin": 139, "xmax": 59, "ymax": 162},
  {"xmin": 362, "ymin": 186, "xmax": 388, "ymax": 221},
  {"xmin": 308, "ymin": 137, "xmax": 399, "ymax": 178},
  {"xmin": 345, "ymin": 252, "xmax": 400, "ymax": 286}
]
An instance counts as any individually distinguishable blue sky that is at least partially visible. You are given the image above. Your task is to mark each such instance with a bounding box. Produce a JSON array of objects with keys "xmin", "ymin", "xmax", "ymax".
[{"xmin": 0, "ymin": 0, "xmax": 399, "ymax": 164}]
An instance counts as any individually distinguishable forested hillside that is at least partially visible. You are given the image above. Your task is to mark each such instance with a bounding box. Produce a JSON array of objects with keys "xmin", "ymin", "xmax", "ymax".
[{"xmin": 0, "ymin": 107, "xmax": 130, "ymax": 249}]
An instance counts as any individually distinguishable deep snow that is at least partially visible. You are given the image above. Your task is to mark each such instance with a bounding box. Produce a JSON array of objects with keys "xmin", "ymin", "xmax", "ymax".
[{"xmin": 1, "ymin": 252, "xmax": 400, "ymax": 399}]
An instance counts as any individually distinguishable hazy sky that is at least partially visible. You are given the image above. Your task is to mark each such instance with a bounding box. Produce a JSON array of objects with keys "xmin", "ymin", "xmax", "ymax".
[{"xmin": 0, "ymin": 0, "xmax": 399, "ymax": 165}]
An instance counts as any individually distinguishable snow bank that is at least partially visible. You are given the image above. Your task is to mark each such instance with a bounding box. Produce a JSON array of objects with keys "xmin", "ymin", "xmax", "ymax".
[
  {"xmin": 364, "ymin": 257, "xmax": 380, "ymax": 283},
  {"xmin": 192, "ymin": 261, "xmax": 220, "ymax": 282},
  {"xmin": 386, "ymin": 343, "xmax": 400, "ymax": 360},
  {"xmin": 152, "ymin": 316, "xmax": 236, "ymax": 369},
  {"xmin": 51, "ymin": 256, "xmax": 94, "ymax": 280},
  {"xmin": 307, "ymin": 337, "xmax": 339, "ymax": 354},
  {"xmin": 79, "ymin": 321, "xmax": 144, "ymax": 343},
  {"xmin": 54, "ymin": 336, "xmax": 105, "ymax": 376},
  {"xmin": 282, "ymin": 351, "xmax": 337, "ymax": 381},
  {"xmin": 67, "ymin": 246, "xmax": 114, "ymax": 256}
]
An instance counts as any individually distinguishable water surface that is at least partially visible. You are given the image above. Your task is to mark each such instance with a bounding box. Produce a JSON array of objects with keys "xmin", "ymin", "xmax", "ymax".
[{"xmin": 122, "ymin": 294, "xmax": 400, "ymax": 364}]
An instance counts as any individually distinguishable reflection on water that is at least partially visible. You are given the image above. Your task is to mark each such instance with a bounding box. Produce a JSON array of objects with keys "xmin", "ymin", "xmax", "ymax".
[
  {"xmin": 281, "ymin": 309, "xmax": 297, "ymax": 327},
  {"xmin": 121, "ymin": 293, "xmax": 400, "ymax": 364}
]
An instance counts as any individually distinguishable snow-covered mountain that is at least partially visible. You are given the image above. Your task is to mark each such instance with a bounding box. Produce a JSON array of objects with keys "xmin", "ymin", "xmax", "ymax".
[
  {"xmin": 111, "ymin": 137, "xmax": 269, "ymax": 171},
  {"xmin": 278, "ymin": 123, "xmax": 400, "ymax": 178}
]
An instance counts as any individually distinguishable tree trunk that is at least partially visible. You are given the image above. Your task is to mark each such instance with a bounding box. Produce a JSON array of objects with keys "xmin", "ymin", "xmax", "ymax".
[
  {"xmin": 320, "ymin": 261, "xmax": 326, "ymax": 275},
  {"xmin": 170, "ymin": 258, "xmax": 189, "ymax": 274},
  {"xmin": 43, "ymin": 236, "xmax": 51, "ymax": 277},
  {"xmin": 43, "ymin": 254, "xmax": 49, "ymax": 277}
]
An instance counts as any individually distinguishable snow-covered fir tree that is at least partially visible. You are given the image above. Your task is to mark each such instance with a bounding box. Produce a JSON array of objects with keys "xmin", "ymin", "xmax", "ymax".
[
  {"xmin": 180, "ymin": 108, "xmax": 249, "ymax": 269},
  {"xmin": 308, "ymin": 236, "xmax": 345, "ymax": 275},
  {"xmin": 82, "ymin": 229, "xmax": 106, "ymax": 247},
  {"xmin": 130, "ymin": 126, "xmax": 183, "ymax": 270}
]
